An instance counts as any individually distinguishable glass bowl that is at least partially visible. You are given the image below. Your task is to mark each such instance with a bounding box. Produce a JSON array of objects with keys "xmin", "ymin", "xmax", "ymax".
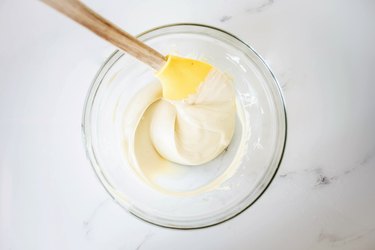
[{"xmin": 82, "ymin": 23, "xmax": 286, "ymax": 229}]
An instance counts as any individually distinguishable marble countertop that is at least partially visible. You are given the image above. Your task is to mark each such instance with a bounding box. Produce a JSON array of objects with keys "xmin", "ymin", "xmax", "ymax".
[{"xmin": 1, "ymin": 0, "xmax": 374, "ymax": 249}]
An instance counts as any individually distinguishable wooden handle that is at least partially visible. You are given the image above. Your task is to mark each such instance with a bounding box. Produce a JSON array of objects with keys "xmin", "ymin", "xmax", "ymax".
[{"xmin": 41, "ymin": 0, "xmax": 166, "ymax": 70}]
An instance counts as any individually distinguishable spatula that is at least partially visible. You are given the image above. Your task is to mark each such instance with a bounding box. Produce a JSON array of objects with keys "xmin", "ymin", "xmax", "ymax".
[{"xmin": 41, "ymin": 0, "xmax": 214, "ymax": 100}]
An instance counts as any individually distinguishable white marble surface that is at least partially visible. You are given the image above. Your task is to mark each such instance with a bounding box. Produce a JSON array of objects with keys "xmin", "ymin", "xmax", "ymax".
[{"xmin": 1, "ymin": 0, "xmax": 375, "ymax": 249}]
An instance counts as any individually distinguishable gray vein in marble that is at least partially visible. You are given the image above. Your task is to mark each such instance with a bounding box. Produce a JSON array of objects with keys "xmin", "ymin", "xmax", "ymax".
[
  {"xmin": 278, "ymin": 77, "xmax": 289, "ymax": 91},
  {"xmin": 280, "ymin": 82, "xmax": 287, "ymax": 91},
  {"xmin": 315, "ymin": 174, "xmax": 331, "ymax": 186},
  {"xmin": 246, "ymin": 0, "xmax": 274, "ymax": 14},
  {"xmin": 360, "ymin": 152, "xmax": 374, "ymax": 166},
  {"xmin": 318, "ymin": 228, "xmax": 375, "ymax": 246},
  {"xmin": 277, "ymin": 151, "xmax": 374, "ymax": 187},
  {"xmin": 220, "ymin": 15, "xmax": 232, "ymax": 22},
  {"xmin": 277, "ymin": 168, "xmax": 340, "ymax": 188},
  {"xmin": 83, "ymin": 199, "xmax": 110, "ymax": 236},
  {"xmin": 277, "ymin": 69, "xmax": 295, "ymax": 92},
  {"xmin": 135, "ymin": 232, "xmax": 154, "ymax": 250}
]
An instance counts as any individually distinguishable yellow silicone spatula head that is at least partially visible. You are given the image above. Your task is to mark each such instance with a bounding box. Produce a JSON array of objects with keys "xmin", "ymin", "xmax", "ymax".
[
  {"xmin": 42, "ymin": 0, "xmax": 213, "ymax": 100},
  {"xmin": 156, "ymin": 55, "xmax": 213, "ymax": 100}
]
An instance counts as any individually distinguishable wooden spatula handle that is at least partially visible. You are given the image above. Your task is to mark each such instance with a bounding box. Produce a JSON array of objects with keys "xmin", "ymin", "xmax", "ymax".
[{"xmin": 41, "ymin": 0, "xmax": 166, "ymax": 70}]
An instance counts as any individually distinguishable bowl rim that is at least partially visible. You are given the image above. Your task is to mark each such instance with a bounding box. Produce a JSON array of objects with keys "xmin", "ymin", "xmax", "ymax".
[{"xmin": 81, "ymin": 23, "xmax": 288, "ymax": 230}]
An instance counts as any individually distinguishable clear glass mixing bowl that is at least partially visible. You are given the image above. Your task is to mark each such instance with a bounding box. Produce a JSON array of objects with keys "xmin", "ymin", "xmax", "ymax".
[{"xmin": 82, "ymin": 23, "xmax": 286, "ymax": 229}]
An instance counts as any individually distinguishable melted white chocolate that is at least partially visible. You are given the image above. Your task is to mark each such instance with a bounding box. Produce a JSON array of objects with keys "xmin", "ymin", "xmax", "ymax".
[
  {"xmin": 150, "ymin": 69, "xmax": 236, "ymax": 165},
  {"xmin": 122, "ymin": 69, "xmax": 236, "ymax": 190}
]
